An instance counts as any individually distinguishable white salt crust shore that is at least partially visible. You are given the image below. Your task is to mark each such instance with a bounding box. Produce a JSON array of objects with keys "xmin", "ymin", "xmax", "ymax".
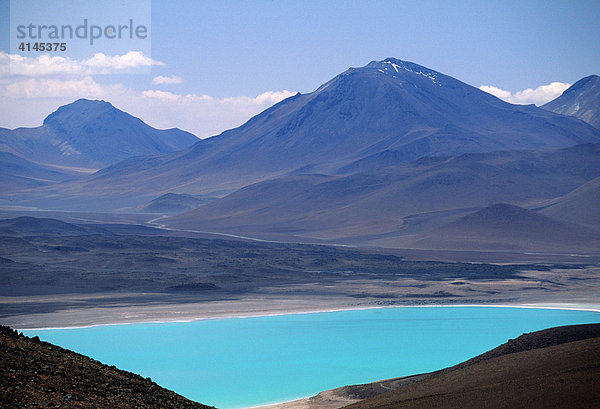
[{"xmin": 23, "ymin": 302, "xmax": 600, "ymax": 331}]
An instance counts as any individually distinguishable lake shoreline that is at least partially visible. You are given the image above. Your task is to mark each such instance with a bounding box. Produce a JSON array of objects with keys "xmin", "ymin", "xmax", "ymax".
[
  {"xmin": 17, "ymin": 300, "xmax": 600, "ymax": 331},
  {"xmin": 4, "ymin": 261, "xmax": 599, "ymax": 332}
]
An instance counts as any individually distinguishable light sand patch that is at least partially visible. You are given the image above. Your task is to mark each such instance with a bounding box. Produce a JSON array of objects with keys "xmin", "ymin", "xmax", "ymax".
[{"xmin": 245, "ymin": 387, "xmax": 360, "ymax": 409}]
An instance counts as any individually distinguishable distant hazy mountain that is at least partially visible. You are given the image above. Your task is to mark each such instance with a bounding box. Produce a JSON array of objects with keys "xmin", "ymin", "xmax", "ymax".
[
  {"xmin": 165, "ymin": 143, "xmax": 600, "ymax": 247},
  {"xmin": 4, "ymin": 60, "xmax": 600, "ymax": 252},
  {"xmin": 413, "ymin": 203, "xmax": 600, "ymax": 251},
  {"xmin": 543, "ymin": 75, "xmax": 600, "ymax": 129},
  {"xmin": 0, "ymin": 99, "xmax": 199, "ymax": 169},
  {"xmin": 41, "ymin": 59, "xmax": 600, "ymax": 200},
  {"xmin": 0, "ymin": 151, "xmax": 82, "ymax": 192},
  {"xmin": 538, "ymin": 177, "xmax": 600, "ymax": 229}
]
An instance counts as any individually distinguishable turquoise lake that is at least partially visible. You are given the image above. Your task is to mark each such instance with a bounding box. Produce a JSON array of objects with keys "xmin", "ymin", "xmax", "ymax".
[{"xmin": 24, "ymin": 306, "xmax": 600, "ymax": 408}]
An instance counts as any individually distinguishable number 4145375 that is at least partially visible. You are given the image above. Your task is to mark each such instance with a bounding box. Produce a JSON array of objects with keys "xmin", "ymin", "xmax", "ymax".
[{"xmin": 18, "ymin": 42, "xmax": 67, "ymax": 51}]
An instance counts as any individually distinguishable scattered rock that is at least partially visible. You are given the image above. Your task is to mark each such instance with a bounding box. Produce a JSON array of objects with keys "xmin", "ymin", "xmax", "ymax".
[{"xmin": 0, "ymin": 325, "xmax": 215, "ymax": 409}]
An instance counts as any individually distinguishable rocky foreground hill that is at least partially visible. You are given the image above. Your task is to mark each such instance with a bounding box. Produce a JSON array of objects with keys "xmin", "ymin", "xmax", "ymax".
[
  {"xmin": 0, "ymin": 325, "xmax": 214, "ymax": 409},
  {"xmin": 263, "ymin": 323, "xmax": 600, "ymax": 409},
  {"xmin": 340, "ymin": 323, "xmax": 600, "ymax": 409}
]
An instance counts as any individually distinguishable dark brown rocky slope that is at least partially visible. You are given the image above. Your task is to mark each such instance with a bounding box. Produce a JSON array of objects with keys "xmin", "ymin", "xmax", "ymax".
[
  {"xmin": 343, "ymin": 323, "xmax": 600, "ymax": 409},
  {"xmin": 0, "ymin": 325, "xmax": 214, "ymax": 409}
]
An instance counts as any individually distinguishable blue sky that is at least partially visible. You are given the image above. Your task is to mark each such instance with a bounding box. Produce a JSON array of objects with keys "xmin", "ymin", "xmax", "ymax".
[{"xmin": 1, "ymin": 0, "xmax": 599, "ymax": 137}]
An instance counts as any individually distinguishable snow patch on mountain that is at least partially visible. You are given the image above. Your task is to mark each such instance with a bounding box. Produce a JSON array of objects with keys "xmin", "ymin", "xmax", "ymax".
[{"xmin": 373, "ymin": 59, "xmax": 441, "ymax": 85}]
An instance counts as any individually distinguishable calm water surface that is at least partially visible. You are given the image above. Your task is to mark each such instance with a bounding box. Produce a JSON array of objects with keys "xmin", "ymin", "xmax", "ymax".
[{"xmin": 24, "ymin": 306, "xmax": 600, "ymax": 408}]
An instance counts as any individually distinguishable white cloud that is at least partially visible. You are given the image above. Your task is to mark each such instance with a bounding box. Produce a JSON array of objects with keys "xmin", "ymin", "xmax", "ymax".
[
  {"xmin": 1, "ymin": 53, "xmax": 85, "ymax": 76},
  {"xmin": 479, "ymin": 85, "xmax": 512, "ymax": 101},
  {"xmin": 254, "ymin": 91, "xmax": 294, "ymax": 105},
  {"xmin": 135, "ymin": 89, "xmax": 296, "ymax": 137},
  {"xmin": 479, "ymin": 82, "xmax": 571, "ymax": 106},
  {"xmin": 142, "ymin": 89, "xmax": 185, "ymax": 102},
  {"xmin": 1, "ymin": 76, "xmax": 127, "ymax": 99},
  {"xmin": 140, "ymin": 89, "xmax": 296, "ymax": 107},
  {"xmin": 0, "ymin": 50, "xmax": 297, "ymax": 137},
  {"xmin": 0, "ymin": 51, "xmax": 163, "ymax": 76},
  {"xmin": 0, "ymin": 71, "xmax": 296, "ymax": 137},
  {"xmin": 152, "ymin": 75, "xmax": 183, "ymax": 85},
  {"xmin": 82, "ymin": 51, "xmax": 163, "ymax": 71}
]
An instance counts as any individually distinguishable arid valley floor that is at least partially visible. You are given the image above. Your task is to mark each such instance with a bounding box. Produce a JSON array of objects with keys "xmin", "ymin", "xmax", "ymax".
[{"xmin": 1, "ymin": 210, "xmax": 598, "ymax": 331}]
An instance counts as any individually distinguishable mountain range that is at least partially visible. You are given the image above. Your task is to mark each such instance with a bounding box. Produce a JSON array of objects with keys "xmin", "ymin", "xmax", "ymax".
[
  {"xmin": 1, "ymin": 58, "xmax": 599, "ymax": 252},
  {"xmin": 29, "ymin": 59, "xmax": 599, "ymax": 200},
  {"xmin": 165, "ymin": 143, "xmax": 600, "ymax": 249}
]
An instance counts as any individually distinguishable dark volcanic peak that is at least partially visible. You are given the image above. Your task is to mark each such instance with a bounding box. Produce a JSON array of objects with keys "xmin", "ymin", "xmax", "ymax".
[
  {"xmin": 188, "ymin": 57, "xmax": 600, "ymax": 178},
  {"xmin": 294, "ymin": 58, "xmax": 594, "ymax": 153},
  {"xmin": 543, "ymin": 74, "xmax": 600, "ymax": 129}
]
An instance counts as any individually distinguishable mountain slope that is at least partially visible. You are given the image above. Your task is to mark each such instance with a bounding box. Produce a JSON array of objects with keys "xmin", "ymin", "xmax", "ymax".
[
  {"xmin": 413, "ymin": 203, "xmax": 600, "ymax": 251},
  {"xmin": 33, "ymin": 59, "xmax": 600, "ymax": 203},
  {"xmin": 343, "ymin": 324, "xmax": 600, "ymax": 409},
  {"xmin": 0, "ymin": 99, "xmax": 199, "ymax": 169},
  {"xmin": 0, "ymin": 151, "xmax": 83, "ymax": 192},
  {"xmin": 165, "ymin": 143, "xmax": 600, "ymax": 247},
  {"xmin": 543, "ymin": 75, "xmax": 600, "ymax": 129},
  {"xmin": 192, "ymin": 58, "xmax": 600, "ymax": 171},
  {"xmin": 0, "ymin": 326, "xmax": 214, "ymax": 409},
  {"xmin": 538, "ymin": 176, "xmax": 600, "ymax": 228}
]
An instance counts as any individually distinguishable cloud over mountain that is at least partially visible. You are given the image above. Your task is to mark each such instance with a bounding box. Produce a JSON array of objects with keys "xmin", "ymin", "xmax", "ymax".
[
  {"xmin": 479, "ymin": 82, "xmax": 571, "ymax": 105},
  {"xmin": 0, "ymin": 50, "xmax": 296, "ymax": 138}
]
